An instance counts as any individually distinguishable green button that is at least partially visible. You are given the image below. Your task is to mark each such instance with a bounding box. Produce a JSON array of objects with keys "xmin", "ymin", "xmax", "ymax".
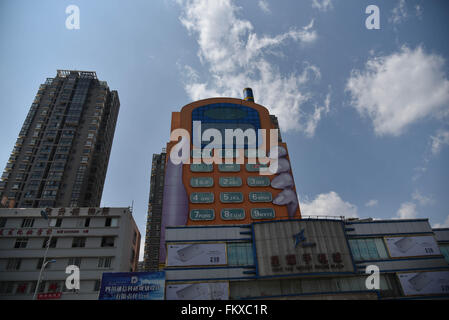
[
  {"xmin": 218, "ymin": 164, "xmax": 240, "ymax": 172},
  {"xmin": 249, "ymin": 192, "xmax": 272, "ymax": 202},
  {"xmin": 191, "ymin": 149, "xmax": 213, "ymax": 159},
  {"xmin": 220, "ymin": 192, "xmax": 243, "ymax": 203},
  {"xmin": 221, "ymin": 208, "xmax": 245, "ymax": 220},
  {"xmin": 190, "ymin": 192, "xmax": 214, "ymax": 203},
  {"xmin": 190, "ymin": 209, "xmax": 215, "ymax": 221},
  {"xmin": 251, "ymin": 208, "xmax": 275, "ymax": 219},
  {"xmin": 245, "ymin": 163, "xmax": 269, "ymax": 172},
  {"xmin": 190, "ymin": 177, "xmax": 214, "ymax": 187},
  {"xmin": 190, "ymin": 164, "xmax": 213, "ymax": 172},
  {"xmin": 219, "ymin": 177, "xmax": 242, "ymax": 187},
  {"xmin": 244, "ymin": 149, "xmax": 266, "ymax": 158},
  {"xmin": 247, "ymin": 176, "xmax": 270, "ymax": 187},
  {"xmin": 220, "ymin": 149, "xmax": 239, "ymax": 158}
]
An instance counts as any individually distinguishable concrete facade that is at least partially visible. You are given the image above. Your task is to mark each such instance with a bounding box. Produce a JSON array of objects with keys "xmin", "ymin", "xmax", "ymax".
[{"xmin": 0, "ymin": 207, "xmax": 140, "ymax": 300}]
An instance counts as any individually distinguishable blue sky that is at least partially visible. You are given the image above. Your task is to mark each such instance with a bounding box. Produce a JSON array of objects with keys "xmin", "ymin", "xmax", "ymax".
[{"xmin": 1, "ymin": 0, "xmax": 449, "ymax": 258}]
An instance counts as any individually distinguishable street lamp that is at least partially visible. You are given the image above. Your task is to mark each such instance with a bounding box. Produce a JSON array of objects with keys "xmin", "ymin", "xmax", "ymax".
[{"xmin": 32, "ymin": 210, "xmax": 56, "ymax": 300}]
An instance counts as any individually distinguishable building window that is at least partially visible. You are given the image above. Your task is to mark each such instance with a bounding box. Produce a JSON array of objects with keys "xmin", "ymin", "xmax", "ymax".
[
  {"xmin": 21, "ymin": 218, "xmax": 34, "ymax": 228},
  {"xmin": 72, "ymin": 237, "xmax": 86, "ymax": 248},
  {"xmin": 94, "ymin": 280, "xmax": 101, "ymax": 292},
  {"xmin": 0, "ymin": 218, "xmax": 6, "ymax": 228},
  {"xmin": 101, "ymin": 237, "xmax": 114, "ymax": 247},
  {"xmin": 130, "ymin": 250, "xmax": 135, "ymax": 263},
  {"xmin": 16, "ymin": 283, "xmax": 29, "ymax": 295},
  {"xmin": 6, "ymin": 258, "xmax": 22, "ymax": 271},
  {"xmin": 98, "ymin": 257, "xmax": 113, "ymax": 268},
  {"xmin": 14, "ymin": 238, "xmax": 28, "ymax": 249},
  {"xmin": 227, "ymin": 243, "xmax": 254, "ymax": 266},
  {"xmin": 104, "ymin": 218, "xmax": 118, "ymax": 227},
  {"xmin": 42, "ymin": 237, "xmax": 58, "ymax": 248},
  {"xmin": 68, "ymin": 257, "xmax": 82, "ymax": 267},
  {"xmin": 49, "ymin": 218, "xmax": 63, "ymax": 227},
  {"xmin": 440, "ymin": 244, "xmax": 449, "ymax": 264},
  {"xmin": 348, "ymin": 238, "xmax": 389, "ymax": 261},
  {"xmin": 105, "ymin": 218, "xmax": 118, "ymax": 227}
]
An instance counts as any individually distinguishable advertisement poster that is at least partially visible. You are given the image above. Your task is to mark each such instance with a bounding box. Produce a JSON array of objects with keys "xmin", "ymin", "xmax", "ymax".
[
  {"xmin": 98, "ymin": 272, "xmax": 165, "ymax": 300},
  {"xmin": 385, "ymin": 236, "xmax": 441, "ymax": 258},
  {"xmin": 166, "ymin": 282, "xmax": 229, "ymax": 300},
  {"xmin": 398, "ymin": 271, "xmax": 449, "ymax": 296},
  {"xmin": 166, "ymin": 243, "xmax": 227, "ymax": 267}
]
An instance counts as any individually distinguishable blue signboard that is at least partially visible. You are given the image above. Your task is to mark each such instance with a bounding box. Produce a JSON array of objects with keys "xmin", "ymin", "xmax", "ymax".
[{"xmin": 98, "ymin": 271, "xmax": 165, "ymax": 300}]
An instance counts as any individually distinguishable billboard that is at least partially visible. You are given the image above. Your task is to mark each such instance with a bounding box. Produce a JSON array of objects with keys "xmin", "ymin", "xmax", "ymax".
[
  {"xmin": 166, "ymin": 243, "xmax": 227, "ymax": 267},
  {"xmin": 398, "ymin": 271, "xmax": 449, "ymax": 296},
  {"xmin": 98, "ymin": 271, "xmax": 165, "ymax": 300},
  {"xmin": 253, "ymin": 220, "xmax": 354, "ymax": 277},
  {"xmin": 385, "ymin": 236, "xmax": 441, "ymax": 258},
  {"xmin": 166, "ymin": 282, "xmax": 229, "ymax": 300}
]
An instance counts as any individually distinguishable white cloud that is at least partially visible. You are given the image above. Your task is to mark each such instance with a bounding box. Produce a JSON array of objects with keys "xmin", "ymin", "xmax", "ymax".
[
  {"xmin": 258, "ymin": 0, "xmax": 270, "ymax": 14},
  {"xmin": 300, "ymin": 191, "xmax": 358, "ymax": 218},
  {"xmin": 413, "ymin": 129, "xmax": 449, "ymax": 180},
  {"xmin": 412, "ymin": 190, "xmax": 434, "ymax": 206},
  {"xmin": 430, "ymin": 130, "xmax": 449, "ymax": 155},
  {"xmin": 395, "ymin": 202, "xmax": 418, "ymax": 219},
  {"xmin": 346, "ymin": 46, "xmax": 449, "ymax": 136},
  {"xmin": 311, "ymin": 0, "xmax": 333, "ymax": 11},
  {"xmin": 365, "ymin": 199, "xmax": 378, "ymax": 207},
  {"xmin": 390, "ymin": 0, "xmax": 423, "ymax": 24},
  {"xmin": 390, "ymin": 0, "xmax": 407, "ymax": 24},
  {"xmin": 177, "ymin": 0, "xmax": 327, "ymax": 134},
  {"xmin": 433, "ymin": 215, "xmax": 449, "ymax": 228}
]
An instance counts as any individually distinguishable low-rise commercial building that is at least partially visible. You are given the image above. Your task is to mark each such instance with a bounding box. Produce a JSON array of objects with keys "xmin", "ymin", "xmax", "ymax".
[
  {"xmin": 0, "ymin": 207, "xmax": 140, "ymax": 300},
  {"xmin": 163, "ymin": 217, "xmax": 449, "ymax": 300}
]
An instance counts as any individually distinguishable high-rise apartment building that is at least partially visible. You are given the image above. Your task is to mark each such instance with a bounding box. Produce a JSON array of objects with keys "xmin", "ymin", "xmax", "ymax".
[
  {"xmin": 144, "ymin": 150, "xmax": 166, "ymax": 271},
  {"xmin": 0, "ymin": 70, "xmax": 120, "ymax": 209}
]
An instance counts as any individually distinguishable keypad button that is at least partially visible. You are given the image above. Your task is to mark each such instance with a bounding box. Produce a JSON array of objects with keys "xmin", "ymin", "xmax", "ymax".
[
  {"xmin": 245, "ymin": 163, "xmax": 269, "ymax": 172},
  {"xmin": 219, "ymin": 177, "xmax": 242, "ymax": 187},
  {"xmin": 220, "ymin": 192, "xmax": 243, "ymax": 203},
  {"xmin": 220, "ymin": 149, "xmax": 239, "ymax": 158},
  {"xmin": 249, "ymin": 192, "xmax": 272, "ymax": 202},
  {"xmin": 251, "ymin": 208, "xmax": 276, "ymax": 219},
  {"xmin": 191, "ymin": 149, "xmax": 213, "ymax": 159},
  {"xmin": 190, "ymin": 209, "xmax": 215, "ymax": 221},
  {"xmin": 190, "ymin": 177, "xmax": 214, "ymax": 187},
  {"xmin": 190, "ymin": 192, "xmax": 214, "ymax": 203},
  {"xmin": 190, "ymin": 163, "xmax": 213, "ymax": 172},
  {"xmin": 244, "ymin": 149, "xmax": 266, "ymax": 158},
  {"xmin": 221, "ymin": 208, "xmax": 245, "ymax": 220},
  {"xmin": 247, "ymin": 176, "xmax": 270, "ymax": 187},
  {"xmin": 218, "ymin": 164, "xmax": 241, "ymax": 172}
]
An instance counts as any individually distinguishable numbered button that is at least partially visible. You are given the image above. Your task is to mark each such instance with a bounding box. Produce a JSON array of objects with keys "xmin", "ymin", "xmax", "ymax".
[
  {"xmin": 220, "ymin": 192, "xmax": 243, "ymax": 203},
  {"xmin": 221, "ymin": 208, "xmax": 246, "ymax": 220},
  {"xmin": 218, "ymin": 164, "xmax": 241, "ymax": 172},
  {"xmin": 190, "ymin": 192, "xmax": 214, "ymax": 203},
  {"xmin": 247, "ymin": 176, "xmax": 270, "ymax": 187},
  {"xmin": 190, "ymin": 177, "xmax": 214, "ymax": 188},
  {"xmin": 190, "ymin": 164, "xmax": 213, "ymax": 172},
  {"xmin": 246, "ymin": 163, "xmax": 269, "ymax": 172},
  {"xmin": 189, "ymin": 209, "xmax": 215, "ymax": 221},
  {"xmin": 249, "ymin": 192, "xmax": 272, "ymax": 202},
  {"xmin": 251, "ymin": 208, "xmax": 276, "ymax": 219},
  {"xmin": 219, "ymin": 177, "xmax": 242, "ymax": 187}
]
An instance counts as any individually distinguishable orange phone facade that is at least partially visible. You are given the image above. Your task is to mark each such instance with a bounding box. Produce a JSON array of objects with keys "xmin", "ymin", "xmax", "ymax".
[{"xmin": 165, "ymin": 97, "xmax": 301, "ymax": 226}]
